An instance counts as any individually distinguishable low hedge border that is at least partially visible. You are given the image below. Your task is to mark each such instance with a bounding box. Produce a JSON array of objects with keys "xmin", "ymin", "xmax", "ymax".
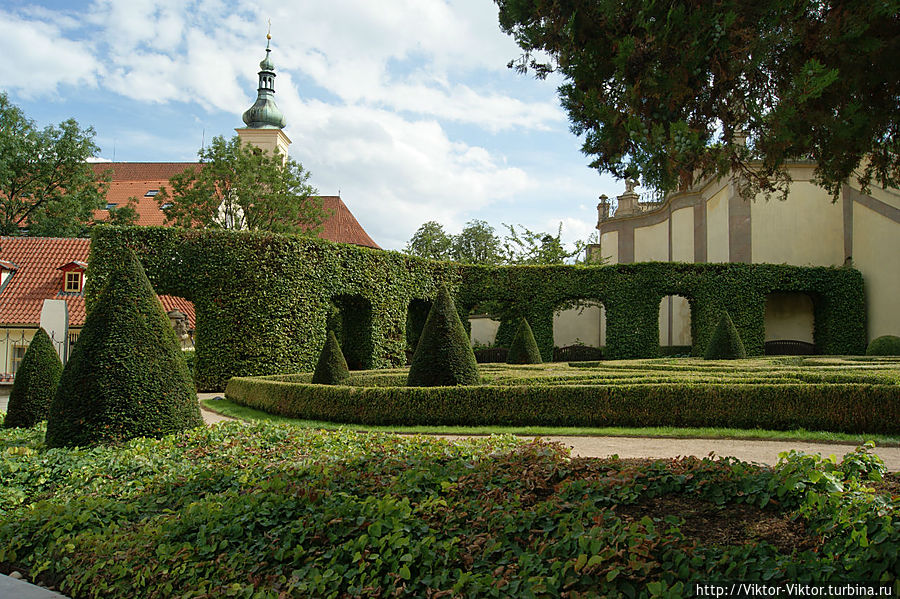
[{"xmin": 225, "ymin": 377, "xmax": 900, "ymax": 434}]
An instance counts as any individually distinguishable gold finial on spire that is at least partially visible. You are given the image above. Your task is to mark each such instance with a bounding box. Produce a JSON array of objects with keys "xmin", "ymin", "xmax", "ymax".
[{"xmin": 266, "ymin": 18, "xmax": 271, "ymax": 40}]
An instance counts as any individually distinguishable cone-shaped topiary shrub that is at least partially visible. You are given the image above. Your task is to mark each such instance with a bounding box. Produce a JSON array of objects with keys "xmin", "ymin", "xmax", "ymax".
[
  {"xmin": 45, "ymin": 251, "xmax": 203, "ymax": 448},
  {"xmin": 704, "ymin": 311, "xmax": 747, "ymax": 360},
  {"xmin": 506, "ymin": 318, "xmax": 542, "ymax": 364},
  {"xmin": 3, "ymin": 328, "xmax": 63, "ymax": 429},
  {"xmin": 866, "ymin": 335, "xmax": 900, "ymax": 356},
  {"xmin": 407, "ymin": 285, "xmax": 479, "ymax": 387},
  {"xmin": 312, "ymin": 330, "xmax": 350, "ymax": 384}
]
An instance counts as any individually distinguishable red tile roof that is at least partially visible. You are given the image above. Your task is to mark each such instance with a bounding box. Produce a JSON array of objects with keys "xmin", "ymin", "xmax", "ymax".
[
  {"xmin": 91, "ymin": 162, "xmax": 198, "ymax": 227},
  {"xmin": 159, "ymin": 295, "xmax": 196, "ymax": 328},
  {"xmin": 0, "ymin": 237, "xmax": 195, "ymax": 328},
  {"xmin": 317, "ymin": 196, "xmax": 381, "ymax": 249},
  {"xmin": 0, "ymin": 237, "xmax": 90, "ymax": 327},
  {"xmin": 90, "ymin": 162, "xmax": 381, "ymax": 248}
]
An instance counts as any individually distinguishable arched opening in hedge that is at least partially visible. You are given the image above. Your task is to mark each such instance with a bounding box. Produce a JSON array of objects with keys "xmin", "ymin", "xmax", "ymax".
[
  {"xmin": 405, "ymin": 299, "xmax": 432, "ymax": 363},
  {"xmin": 658, "ymin": 295, "xmax": 692, "ymax": 355},
  {"xmin": 764, "ymin": 292, "xmax": 817, "ymax": 355},
  {"xmin": 329, "ymin": 294, "xmax": 374, "ymax": 370},
  {"xmin": 552, "ymin": 299, "xmax": 605, "ymax": 361}
]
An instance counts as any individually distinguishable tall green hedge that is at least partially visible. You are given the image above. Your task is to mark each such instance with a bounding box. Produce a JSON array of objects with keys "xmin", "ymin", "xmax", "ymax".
[
  {"xmin": 3, "ymin": 328, "xmax": 62, "ymax": 429},
  {"xmin": 46, "ymin": 251, "xmax": 203, "ymax": 447},
  {"xmin": 88, "ymin": 227, "xmax": 868, "ymax": 389}
]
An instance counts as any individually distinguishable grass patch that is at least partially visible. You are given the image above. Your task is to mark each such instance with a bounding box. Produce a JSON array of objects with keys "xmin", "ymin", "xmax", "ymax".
[{"xmin": 201, "ymin": 397, "xmax": 900, "ymax": 446}]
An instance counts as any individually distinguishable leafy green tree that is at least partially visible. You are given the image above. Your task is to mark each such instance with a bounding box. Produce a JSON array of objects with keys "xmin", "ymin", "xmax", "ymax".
[
  {"xmin": 3, "ymin": 328, "xmax": 63, "ymax": 429},
  {"xmin": 156, "ymin": 135, "xmax": 326, "ymax": 234},
  {"xmin": 451, "ymin": 220, "xmax": 504, "ymax": 265},
  {"xmin": 404, "ymin": 221, "xmax": 453, "ymax": 260},
  {"xmin": 45, "ymin": 250, "xmax": 203, "ymax": 448},
  {"xmin": 98, "ymin": 197, "xmax": 139, "ymax": 227},
  {"xmin": 0, "ymin": 93, "xmax": 109, "ymax": 236},
  {"xmin": 502, "ymin": 223, "xmax": 583, "ymax": 264},
  {"xmin": 407, "ymin": 285, "xmax": 480, "ymax": 387},
  {"xmin": 495, "ymin": 0, "xmax": 900, "ymax": 199}
]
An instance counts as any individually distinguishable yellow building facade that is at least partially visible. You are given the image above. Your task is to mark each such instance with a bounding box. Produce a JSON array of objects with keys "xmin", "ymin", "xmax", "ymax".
[{"xmin": 592, "ymin": 163, "xmax": 899, "ymax": 349}]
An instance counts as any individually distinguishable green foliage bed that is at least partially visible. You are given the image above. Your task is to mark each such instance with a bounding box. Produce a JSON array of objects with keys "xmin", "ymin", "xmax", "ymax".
[
  {"xmin": 226, "ymin": 357, "xmax": 900, "ymax": 434},
  {"xmin": 0, "ymin": 419, "xmax": 897, "ymax": 597}
]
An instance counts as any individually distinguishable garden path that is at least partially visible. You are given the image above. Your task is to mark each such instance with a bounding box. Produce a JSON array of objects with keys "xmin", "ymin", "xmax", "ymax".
[{"xmin": 196, "ymin": 394, "xmax": 900, "ymax": 471}]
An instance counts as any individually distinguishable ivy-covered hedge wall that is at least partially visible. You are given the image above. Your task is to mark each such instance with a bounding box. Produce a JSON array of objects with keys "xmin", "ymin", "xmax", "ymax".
[{"xmin": 88, "ymin": 227, "xmax": 867, "ymax": 389}]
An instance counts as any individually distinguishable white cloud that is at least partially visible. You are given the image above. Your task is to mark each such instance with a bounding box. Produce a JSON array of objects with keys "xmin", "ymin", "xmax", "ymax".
[
  {"xmin": 280, "ymin": 99, "xmax": 533, "ymax": 249},
  {"xmin": 0, "ymin": 11, "xmax": 99, "ymax": 96},
  {"xmin": 0, "ymin": 0, "xmax": 612, "ymax": 252}
]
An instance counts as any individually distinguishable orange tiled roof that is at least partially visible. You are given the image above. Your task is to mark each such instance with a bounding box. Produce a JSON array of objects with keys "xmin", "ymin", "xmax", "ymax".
[
  {"xmin": 90, "ymin": 162, "xmax": 381, "ymax": 248},
  {"xmin": 91, "ymin": 162, "xmax": 198, "ymax": 227},
  {"xmin": 318, "ymin": 196, "xmax": 381, "ymax": 249},
  {"xmin": 0, "ymin": 237, "xmax": 90, "ymax": 327},
  {"xmin": 0, "ymin": 237, "xmax": 195, "ymax": 329},
  {"xmin": 159, "ymin": 295, "xmax": 195, "ymax": 329}
]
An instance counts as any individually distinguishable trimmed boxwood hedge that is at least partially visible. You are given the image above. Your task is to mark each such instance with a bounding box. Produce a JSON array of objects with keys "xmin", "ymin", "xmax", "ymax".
[
  {"xmin": 45, "ymin": 251, "xmax": 204, "ymax": 448},
  {"xmin": 867, "ymin": 335, "xmax": 900, "ymax": 356},
  {"xmin": 225, "ymin": 375, "xmax": 899, "ymax": 434},
  {"xmin": 704, "ymin": 312, "xmax": 747, "ymax": 360},
  {"xmin": 311, "ymin": 330, "xmax": 350, "ymax": 384},
  {"xmin": 506, "ymin": 318, "xmax": 542, "ymax": 364},
  {"xmin": 88, "ymin": 226, "xmax": 868, "ymax": 390},
  {"xmin": 3, "ymin": 328, "xmax": 62, "ymax": 429},
  {"xmin": 407, "ymin": 285, "xmax": 480, "ymax": 387}
]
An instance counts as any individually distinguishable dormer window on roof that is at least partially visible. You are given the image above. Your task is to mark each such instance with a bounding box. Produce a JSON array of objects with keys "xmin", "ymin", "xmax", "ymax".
[
  {"xmin": 58, "ymin": 261, "xmax": 87, "ymax": 294},
  {"xmin": 160, "ymin": 202, "xmax": 173, "ymax": 210},
  {"xmin": 105, "ymin": 203, "xmax": 117, "ymax": 210},
  {"xmin": 0, "ymin": 260, "xmax": 18, "ymax": 289},
  {"xmin": 145, "ymin": 189, "xmax": 159, "ymax": 197}
]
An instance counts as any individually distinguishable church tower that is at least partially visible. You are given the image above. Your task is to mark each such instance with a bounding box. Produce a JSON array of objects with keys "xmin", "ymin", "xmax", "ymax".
[{"xmin": 235, "ymin": 33, "xmax": 291, "ymax": 159}]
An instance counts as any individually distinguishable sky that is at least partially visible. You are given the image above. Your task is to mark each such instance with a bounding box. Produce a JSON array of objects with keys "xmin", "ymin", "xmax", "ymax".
[{"xmin": 0, "ymin": 0, "xmax": 626, "ymax": 252}]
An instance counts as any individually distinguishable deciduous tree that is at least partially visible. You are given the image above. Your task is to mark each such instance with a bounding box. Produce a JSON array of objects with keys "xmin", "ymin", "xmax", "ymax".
[
  {"xmin": 0, "ymin": 93, "xmax": 108, "ymax": 236},
  {"xmin": 451, "ymin": 220, "xmax": 503, "ymax": 265},
  {"xmin": 404, "ymin": 220, "xmax": 453, "ymax": 260},
  {"xmin": 156, "ymin": 135, "xmax": 326, "ymax": 234},
  {"xmin": 495, "ymin": 0, "xmax": 900, "ymax": 199}
]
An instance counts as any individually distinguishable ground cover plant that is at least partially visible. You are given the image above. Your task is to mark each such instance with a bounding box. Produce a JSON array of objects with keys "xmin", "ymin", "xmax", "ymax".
[
  {"xmin": 0, "ymin": 418, "xmax": 897, "ymax": 598},
  {"xmin": 225, "ymin": 357, "xmax": 900, "ymax": 434}
]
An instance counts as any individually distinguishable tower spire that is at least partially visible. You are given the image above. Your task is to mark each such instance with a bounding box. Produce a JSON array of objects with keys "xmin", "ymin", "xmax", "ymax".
[{"xmin": 241, "ymin": 31, "xmax": 286, "ymax": 129}]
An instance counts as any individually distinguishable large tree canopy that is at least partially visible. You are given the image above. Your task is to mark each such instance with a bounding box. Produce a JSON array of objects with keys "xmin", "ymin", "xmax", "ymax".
[
  {"xmin": 0, "ymin": 93, "xmax": 108, "ymax": 236},
  {"xmin": 157, "ymin": 135, "xmax": 326, "ymax": 234},
  {"xmin": 405, "ymin": 220, "xmax": 454, "ymax": 260},
  {"xmin": 495, "ymin": 0, "xmax": 900, "ymax": 198}
]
